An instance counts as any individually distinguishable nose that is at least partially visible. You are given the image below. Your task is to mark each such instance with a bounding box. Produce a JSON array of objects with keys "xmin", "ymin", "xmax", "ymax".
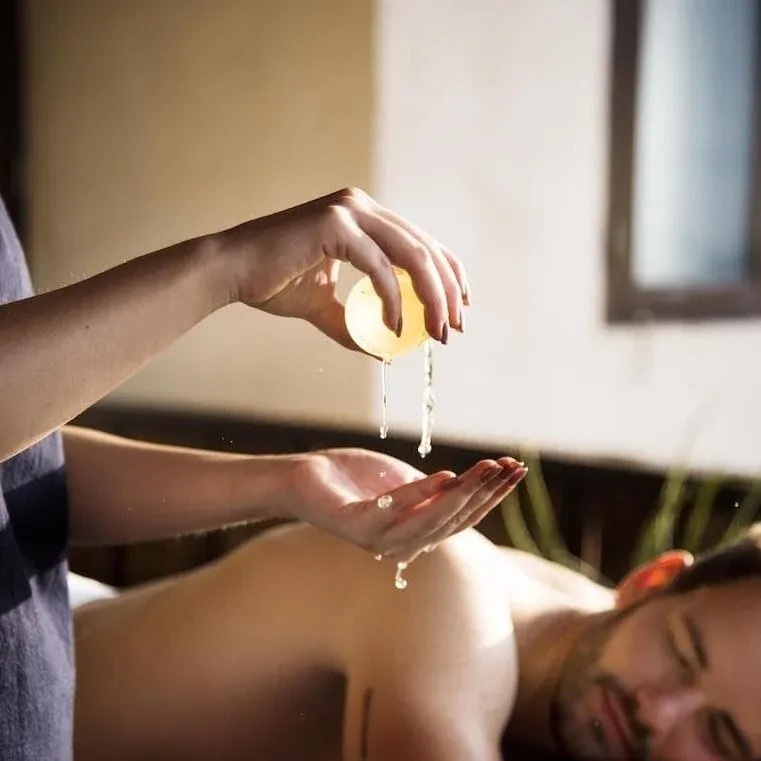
[{"xmin": 634, "ymin": 682, "xmax": 705, "ymax": 737}]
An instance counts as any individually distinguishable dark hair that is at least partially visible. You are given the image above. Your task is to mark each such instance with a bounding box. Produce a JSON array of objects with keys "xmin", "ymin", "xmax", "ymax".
[{"xmin": 667, "ymin": 524, "xmax": 761, "ymax": 594}]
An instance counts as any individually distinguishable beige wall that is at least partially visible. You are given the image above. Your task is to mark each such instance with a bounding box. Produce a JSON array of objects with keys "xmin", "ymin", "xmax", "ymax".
[
  {"xmin": 26, "ymin": 0, "xmax": 761, "ymax": 476},
  {"xmin": 25, "ymin": 0, "xmax": 375, "ymax": 426},
  {"xmin": 376, "ymin": 0, "xmax": 761, "ymax": 477}
]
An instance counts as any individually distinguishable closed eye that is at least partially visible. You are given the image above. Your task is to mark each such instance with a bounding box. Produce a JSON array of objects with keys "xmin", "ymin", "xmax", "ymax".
[
  {"xmin": 666, "ymin": 625, "xmax": 694, "ymax": 680},
  {"xmin": 706, "ymin": 710, "xmax": 752, "ymax": 761}
]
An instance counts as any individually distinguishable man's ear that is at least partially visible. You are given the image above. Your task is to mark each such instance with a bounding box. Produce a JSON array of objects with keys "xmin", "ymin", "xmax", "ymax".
[{"xmin": 615, "ymin": 550, "xmax": 694, "ymax": 609}]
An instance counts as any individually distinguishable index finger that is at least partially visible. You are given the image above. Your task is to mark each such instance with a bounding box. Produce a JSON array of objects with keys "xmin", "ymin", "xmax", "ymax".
[
  {"xmin": 354, "ymin": 209, "xmax": 449, "ymax": 342},
  {"xmin": 329, "ymin": 206, "xmax": 403, "ymax": 335},
  {"xmin": 373, "ymin": 205, "xmax": 467, "ymax": 329},
  {"xmin": 385, "ymin": 459, "xmax": 498, "ymax": 542}
]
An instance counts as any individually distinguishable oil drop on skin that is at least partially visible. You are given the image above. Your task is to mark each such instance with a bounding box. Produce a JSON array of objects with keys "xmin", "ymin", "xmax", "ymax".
[{"xmin": 394, "ymin": 562, "xmax": 409, "ymax": 590}]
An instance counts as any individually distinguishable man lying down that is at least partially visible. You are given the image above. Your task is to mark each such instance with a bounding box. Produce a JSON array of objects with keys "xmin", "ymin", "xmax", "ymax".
[{"xmin": 73, "ymin": 517, "xmax": 761, "ymax": 760}]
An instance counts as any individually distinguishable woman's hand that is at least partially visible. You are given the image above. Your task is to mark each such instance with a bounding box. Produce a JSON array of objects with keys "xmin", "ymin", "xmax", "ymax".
[
  {"xmin": 218, "ymin": 188, "xmax": 469, "ymax": 350},
  {"xmin": 283, "ymin": 448, "xmax": 526, "ymax": 563}
]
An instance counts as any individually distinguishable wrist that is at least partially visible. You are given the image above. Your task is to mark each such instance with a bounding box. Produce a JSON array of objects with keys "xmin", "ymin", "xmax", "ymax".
[
  {"xmin": 238, "ymin": 453, "xmax": 306, "ymax": 522},
  {"xmin": 188, "ymin": 230, "xmax": 242, "ymax": 310}
]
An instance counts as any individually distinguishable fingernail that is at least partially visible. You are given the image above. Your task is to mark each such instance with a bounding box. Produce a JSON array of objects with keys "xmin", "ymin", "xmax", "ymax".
[
  {"xmin": 480, "ymin": 465, "xmax": 502, "ymax": 483},
  {"xmin": 396, "ymin": 315, "xmax": 403, "ymax": 338},
  {"xmin": 463, "ymin": 281, "xmax": 471, "ymax": 306},
  {"xmin": 439, "ymin": 476, "xmax": 459, "ymax": 490},
  {"xmin": 455, "ymin": 309, "xmax": 464, "ymax": 332},
  {"xmin": 441, "ymin": 322, "xmax": 449, "ymax": 345}
]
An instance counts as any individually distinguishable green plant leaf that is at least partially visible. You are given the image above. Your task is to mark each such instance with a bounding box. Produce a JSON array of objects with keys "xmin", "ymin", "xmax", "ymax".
[
  {"xmin": 521, "ymin": 451, "xmax": 569, "ymax": 564},
  {"xmin": 500, "ymin": 491, "xmax": 541, "ymax": 556},
  {"xmin": 681, "ymin": 474, "xmax": 723, "ymax": 553},
  {"xmin": 632, "ymin": 468, "xmax": 688, "ymax": 567}
]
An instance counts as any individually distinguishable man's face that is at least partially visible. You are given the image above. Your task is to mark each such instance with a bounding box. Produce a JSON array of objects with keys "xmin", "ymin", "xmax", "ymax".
[{"xmin": 553, "ymin": 578, "xmax": 761, "ymax": 761}]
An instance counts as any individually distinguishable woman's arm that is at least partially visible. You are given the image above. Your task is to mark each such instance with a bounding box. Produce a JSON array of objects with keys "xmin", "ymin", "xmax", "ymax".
[
  {"xmin": 1, "ymin": 237, "xmax": 231, "ymax": 463},
  {"xmin": 63, "ymin": 425, "xmax": 292, "ymax": 545}
]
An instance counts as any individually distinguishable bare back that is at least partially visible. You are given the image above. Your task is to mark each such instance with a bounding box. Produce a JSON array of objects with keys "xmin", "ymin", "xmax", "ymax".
[{"xmin": 74, "ymin": 526, "xmax": 520, "ymax": 760}]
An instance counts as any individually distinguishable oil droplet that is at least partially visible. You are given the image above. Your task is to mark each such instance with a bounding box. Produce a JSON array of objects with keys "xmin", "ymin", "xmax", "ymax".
[
  {"xmin": 379, "ymin": 359, "xmax": 390, "ymax": 439},
  {"xmin": 379, "ymin": 470, "xmax": 387, "ymax": 478},
  {"xmin": 394, "ymin": 561, "xmax": 409, "ymax": 590},
  {"xmin": 374, "ymin": 554, "xmax": 383, "ymax": 561},
  {"xmin": 377, "ymin": 494, "xmax": 394, "ymax": 510},
  {"xmin": 417, "ymin": 340, "xmax": 435, "ymax": 458}
]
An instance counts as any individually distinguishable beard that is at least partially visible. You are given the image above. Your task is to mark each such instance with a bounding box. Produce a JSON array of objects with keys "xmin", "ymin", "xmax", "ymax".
[{"xmin": 549, "ymin": 610, "xmax": 652, "ymax": 760}]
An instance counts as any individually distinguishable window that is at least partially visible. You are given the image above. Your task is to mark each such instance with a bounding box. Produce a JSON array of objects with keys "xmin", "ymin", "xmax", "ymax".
[{"xmin": 607, "ymin": 0, "xmax": 761, "ymax": 322}]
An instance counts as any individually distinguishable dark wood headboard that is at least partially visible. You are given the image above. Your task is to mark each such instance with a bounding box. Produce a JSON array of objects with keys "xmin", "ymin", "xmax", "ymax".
[{"xmin": 69, "ymin": 404, "xmax": 746, "ymax": 588}]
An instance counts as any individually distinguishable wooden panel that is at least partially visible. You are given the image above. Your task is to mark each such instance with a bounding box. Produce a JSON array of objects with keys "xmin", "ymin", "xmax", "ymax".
[{"xmin": 69, "ymin": 404, "xmax": 753, "ymax": 588}]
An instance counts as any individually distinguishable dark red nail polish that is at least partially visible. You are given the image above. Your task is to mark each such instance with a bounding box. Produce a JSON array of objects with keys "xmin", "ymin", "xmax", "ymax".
[
  {"xmin": 441, "ymin": 322, "xmax": 449, "ymax": 345},
  {"xmin": 506, "ymin": 468, "xmax": 528, "ymax": 485},
  {"xmin": 439, "ymin": 476, "xmax": 460, "ymax": 490},
  {"xmin": 455, "ymin": 309, "xmax": 464, "ymax": 332},
  {"xmin": 396, "ymin": 315, "xmax": 403, "ymax": 337},
  {"xmin": 480, "ymin": 465, "xmax": 502, "ymax": 483}
]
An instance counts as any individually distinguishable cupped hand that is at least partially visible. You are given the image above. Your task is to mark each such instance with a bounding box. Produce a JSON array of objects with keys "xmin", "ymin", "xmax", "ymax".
[{"xmin": 287, "ymin": 448, "xmax": 526, "ymax": 563}]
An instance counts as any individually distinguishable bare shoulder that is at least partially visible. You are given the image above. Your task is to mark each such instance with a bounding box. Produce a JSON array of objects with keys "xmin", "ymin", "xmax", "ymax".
[
  {"xmin": 498, "ymin": 546, "xmax": 613, "ymax": 607},
  {"xmin": 238, "ymin": 525, "xmax": 521, "ymax": 759},
  {"xmin": 228, "ymin": 522, "xmax": 518, "ymax": 686},
  {"xmin": 341, "ymin": 530, "xmax": 519, "ymax": 759}
]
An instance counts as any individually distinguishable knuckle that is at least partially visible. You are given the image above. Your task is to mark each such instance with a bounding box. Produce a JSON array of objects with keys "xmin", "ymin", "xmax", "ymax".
[
  {"xmin": 426, "ymin": 235, "xmax": 444, "ymax": 257},
  {"xmin": 321, "ymin": 204, "xmax": 353, "ymax": 245},
  {"xmin": 338, "ymin": 186, "xmax": 369, "ymax": 209},
  {"xmin": 407, "ymin": 243, "xmax": 433, "ymax": 270},
  {"xmin": 323, "ymin": 202, "xmax": 349, "ymax": 225}
]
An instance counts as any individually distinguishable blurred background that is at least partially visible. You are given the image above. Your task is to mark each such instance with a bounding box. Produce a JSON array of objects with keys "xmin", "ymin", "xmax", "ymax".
[{"xmin": 2, "ymin": 0, "xmax": 761, "ymax": 585}]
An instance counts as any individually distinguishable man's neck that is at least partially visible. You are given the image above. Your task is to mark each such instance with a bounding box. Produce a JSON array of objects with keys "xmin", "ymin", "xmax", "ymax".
[{"xmin": 505, "ymin": 580, "xmax": 614, "ymax": 756}]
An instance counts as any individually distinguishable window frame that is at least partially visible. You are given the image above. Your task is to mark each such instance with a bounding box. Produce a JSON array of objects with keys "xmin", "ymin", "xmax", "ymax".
[{"xmin": 606, "ymin": 0, "xmax": 761, "ymax": 324}]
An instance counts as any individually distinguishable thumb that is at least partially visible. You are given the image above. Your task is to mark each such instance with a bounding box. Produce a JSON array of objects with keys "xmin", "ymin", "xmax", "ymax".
[{"xmin": 308, "ymin": 297, "xmax": 362, "ymax": 352}]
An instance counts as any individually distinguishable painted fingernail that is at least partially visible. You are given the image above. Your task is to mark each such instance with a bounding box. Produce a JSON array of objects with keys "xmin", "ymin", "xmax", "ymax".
[
  {"xmin": 396, "ymin": 315, "xmax": 403, "ymax": 338},
  {"xmin": 509, "ymin": 467, "xmax": 529, "ymax": 483},
  {"xmin": 441, "ymin": 322, "xmax": 449, "ymax": 345},
  {"xmin": 439, "ymin": 476, "xmax": 460, "ymax": 490},
  {"xmin": 463, "ymin": 281, "xmax": 471, "ymax": 306},
  {"xmin": 499, "ymin": 467, "xmax": 516, "ymax": 480},
  {"xmin": 455, "ymin": 309, "xmax": 464, "ymax": 332},
  {"xmin": 480, "ymin": 465, "xmax": 502, "ymax": 483}
]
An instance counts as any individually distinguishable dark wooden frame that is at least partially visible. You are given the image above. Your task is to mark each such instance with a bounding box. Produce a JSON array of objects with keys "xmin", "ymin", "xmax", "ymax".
[
  {"xmin": 0, "ymin": 0, "xmax": 25, "ymax": 238},
  {"xmin": 606, "ymin": 0, "xmax": 761, "ymax": 323}
]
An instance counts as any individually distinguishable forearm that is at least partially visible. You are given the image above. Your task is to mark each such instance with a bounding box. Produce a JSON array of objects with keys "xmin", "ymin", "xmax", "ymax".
[
  {"xmin": 0, "ymin": 236, "xmax": 232, "ymax": 463},
  {"xmin": 64, "ymin": 425, "xmax": 296, "ymax": 545}
]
